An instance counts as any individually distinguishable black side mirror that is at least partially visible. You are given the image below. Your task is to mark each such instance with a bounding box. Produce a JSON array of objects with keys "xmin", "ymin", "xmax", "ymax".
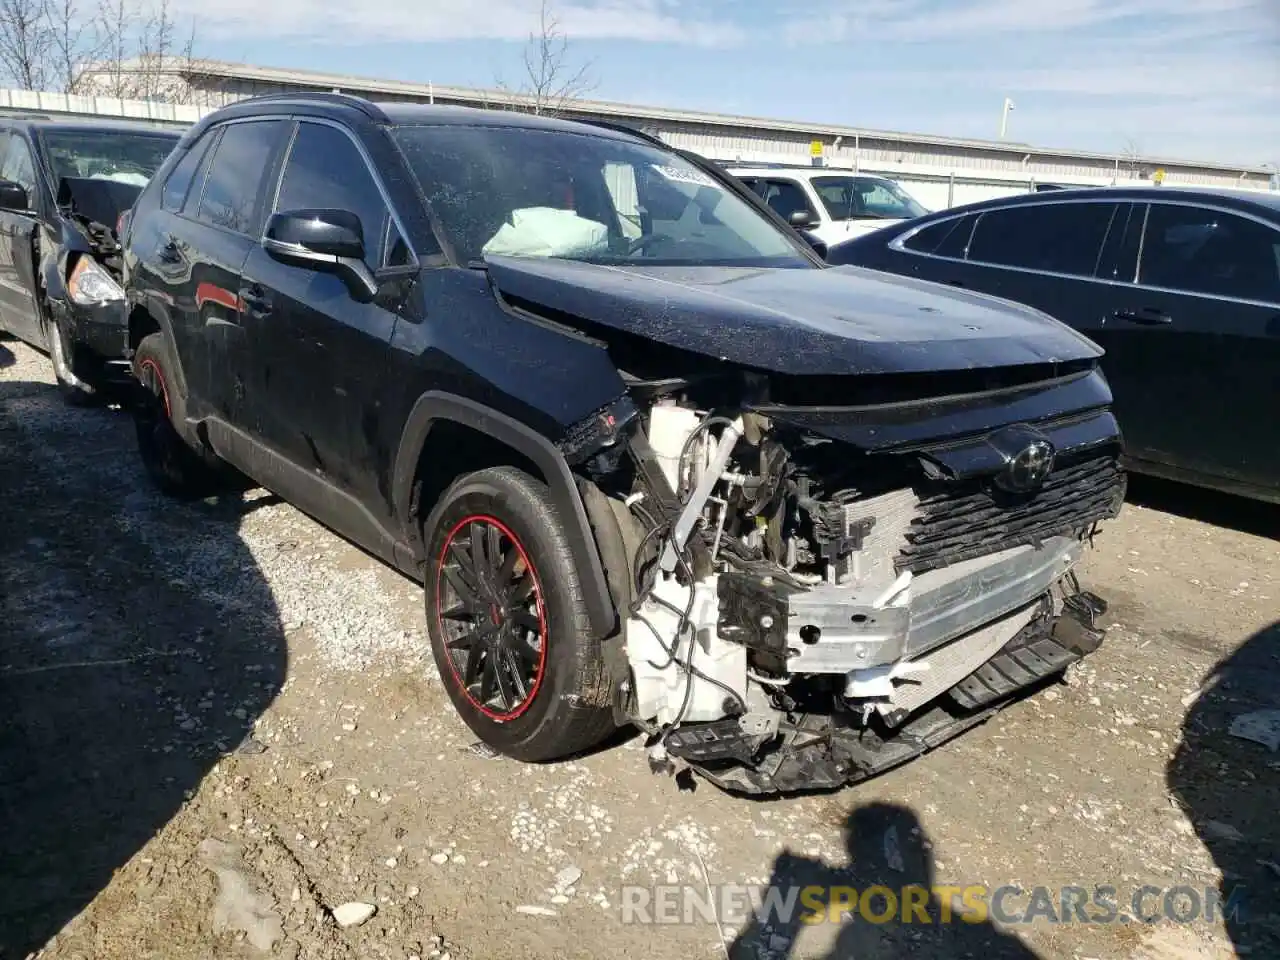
[
  {"xmin": 263, "ymin": 208, "xmax": 378, "ymax": 302},
  {"xmin": 788, "ymin": 209, "xmax": 818, "ymax": 229},
  {"xmin": 0, "ymin": 178, "xmax": 29, "ymax": 213},
  {"xmin": 800, "ymin": 230, "xmax": 828, "ymax": 261}
]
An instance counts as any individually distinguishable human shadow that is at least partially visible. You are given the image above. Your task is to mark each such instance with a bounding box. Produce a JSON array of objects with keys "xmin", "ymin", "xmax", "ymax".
[
  {"xmin": 729, "ymin": 802, "xmax": 1040, "ymax": 960},
  {"xmin": 1167, "ymin": 619, "xmax": 1280, "ymax": 955},
  {"xmin": 0, "ymin": 378, "xmax": 288, "ymax": 955}
]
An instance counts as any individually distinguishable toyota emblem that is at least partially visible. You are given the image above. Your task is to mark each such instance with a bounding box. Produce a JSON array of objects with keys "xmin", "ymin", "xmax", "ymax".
[{"xmin": 987, "ymin": 425, "xmax": 1057, "ymax": 493}]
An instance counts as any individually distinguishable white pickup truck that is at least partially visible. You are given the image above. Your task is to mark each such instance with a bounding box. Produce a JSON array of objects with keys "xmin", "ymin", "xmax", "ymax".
[{"xmin": 725, "ymin": 165, "xmax": 930, "ymax": 247}]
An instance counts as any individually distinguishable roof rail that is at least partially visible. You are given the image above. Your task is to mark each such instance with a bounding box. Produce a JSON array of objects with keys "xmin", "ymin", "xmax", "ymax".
[
  {"xmin": 232, "ymin": 90, "xmax": 389, "ymax": 123},
  {"xmin": 577, "ymin": 118, "xmax": 667, "ymax": 148}
]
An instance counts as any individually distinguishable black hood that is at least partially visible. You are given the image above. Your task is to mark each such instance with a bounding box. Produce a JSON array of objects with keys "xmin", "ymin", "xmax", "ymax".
[
  {"xmin": 483, "ymin": 257, "xmax": 1103, "ymax": 377},
  {"xmin": 57, "ymin": 177, "xmax": 143, "ymax": 233}
]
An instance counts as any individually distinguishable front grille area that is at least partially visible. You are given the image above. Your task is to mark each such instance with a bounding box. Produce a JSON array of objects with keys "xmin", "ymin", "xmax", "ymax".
[{"xmin": 897, "ymin": 455, "xmax": 1125, "ymax": 575}]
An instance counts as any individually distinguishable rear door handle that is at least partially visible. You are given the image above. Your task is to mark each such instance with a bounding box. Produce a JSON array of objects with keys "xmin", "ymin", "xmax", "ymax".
[
  {"xmin": 1112, "ymin": 306, "xmax": 1172, "ymax": 325},
  {"xmin": 238, "ymin": 284, "xmax": 272, "ymax": 318}
]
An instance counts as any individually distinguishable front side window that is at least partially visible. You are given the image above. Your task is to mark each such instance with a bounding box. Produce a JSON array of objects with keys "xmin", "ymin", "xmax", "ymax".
[
  {"xmin": 39, "ymin": 129, "xmax": 178, "ymax": 190},
  {"xmin": 760, "ymin": 179, "xmax": 819, "ymax": 224},
  {"xmin": 966, "ymin": 202, "xmax": 1118, "ymax": 277},
  {"xmin": 392, "ymin": 124, "xmax": 811, "ymax": 267},
  {"xmin": 811, "ymin": 176, "xmax": 928, "ymax": 221},
  {"xmin": 1139, "ymin": 204, "xmax": 1280, "ymax": 303},
  {"xmin": 197, "ymin": 119, "xmax": 287, "ymax": 236},
  {"xmin": 273, "ymin": 122, "xmax": 394, "ymax": 268}
]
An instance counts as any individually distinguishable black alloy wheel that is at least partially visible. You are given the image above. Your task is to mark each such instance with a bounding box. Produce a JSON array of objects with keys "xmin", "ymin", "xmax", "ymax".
[{"xmin": 435, "ymin": 514, "xmax": 548, "ymax": 721}]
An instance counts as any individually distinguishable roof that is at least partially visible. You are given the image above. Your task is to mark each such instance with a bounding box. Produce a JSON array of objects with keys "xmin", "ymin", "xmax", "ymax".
[
  {"xmin": 193, "ymin": 92, "xmax": 650, "ymax": 143},
  {"xmin": 722, "ymin": 165, "xmax": 899, "ymax": 182},
  {"xmin": 0, "ymin": 114, "xmax": 182, "ymax": 137},
  {"xmin": 915, "ymin": 185, "xmax": 1280, "ymax": 220},
  {"xmin": 98, "ymin": 57, "xmax": 1272, "ymax": 177}
]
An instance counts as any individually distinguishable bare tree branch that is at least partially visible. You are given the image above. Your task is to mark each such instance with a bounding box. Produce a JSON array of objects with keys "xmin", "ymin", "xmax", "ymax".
[
  {"xmin": 502, "ymin": 0, "xmax": 596, "ymax": 116},
  {"xmin": 0, "ymin": 0, "xmax": 53, "ymax": 90},
  {"xmin": 44, "ymin": 0, "xmax": 106, "ymax": 93},
  {"xmin": 1121, "ymin": 137, "xmax": 1144, "ymax": 179}
]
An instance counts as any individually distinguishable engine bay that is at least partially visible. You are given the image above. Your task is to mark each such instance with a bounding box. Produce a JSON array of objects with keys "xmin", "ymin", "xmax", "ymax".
[{"xmin": 584, "ymin": 384, "xmax": 1122, "ymax": 793}]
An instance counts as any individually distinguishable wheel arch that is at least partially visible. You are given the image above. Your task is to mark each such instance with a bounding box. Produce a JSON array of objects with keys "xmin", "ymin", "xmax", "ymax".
[
  {"xmin": 126, "ymin": 297, "xmax": 188, "ymax": 397},
  {"xmin": 394, "ymin": 391, "xmax": 619, "ymax": 642}
]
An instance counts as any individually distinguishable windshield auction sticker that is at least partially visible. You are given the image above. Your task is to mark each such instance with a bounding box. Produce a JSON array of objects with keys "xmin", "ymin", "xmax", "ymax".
[{"xmin": 650, "ymin": 164, "xmax": 718, "ymax": 188}]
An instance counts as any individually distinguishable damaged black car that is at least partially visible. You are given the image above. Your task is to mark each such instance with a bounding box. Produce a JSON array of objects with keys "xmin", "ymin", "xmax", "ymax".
[
  {"xmin": 122, "ymin": 93, "xmax": 1125, "ymax": 795},
  {"xmin": 0, "ymin": 117, "xmax": 180, "ymax": 401}
]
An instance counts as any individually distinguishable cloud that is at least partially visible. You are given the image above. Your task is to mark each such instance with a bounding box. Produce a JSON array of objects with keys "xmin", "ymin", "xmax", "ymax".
[
  {"xmin": 173, "ymin": 0, "xmax": 747, "ymax": 47},
  {"xmin": 782, "ymin": 0, "xmax": 1272, "ymax": 45}
]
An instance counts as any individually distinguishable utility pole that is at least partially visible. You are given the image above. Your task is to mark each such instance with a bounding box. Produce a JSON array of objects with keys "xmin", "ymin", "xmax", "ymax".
[{"xmin": 999, "ymin": 97, "xmax": 1015, "ymax": 139}]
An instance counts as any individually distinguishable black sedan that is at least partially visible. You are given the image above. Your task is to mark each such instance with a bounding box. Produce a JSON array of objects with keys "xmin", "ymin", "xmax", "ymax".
[
  {"xmin": 0, "ymin": 116, "xmax": 180, "ymax": 402},
  {"xmin": 826, "ymin": 186, "xmax": 1280, "ymax": 504}
]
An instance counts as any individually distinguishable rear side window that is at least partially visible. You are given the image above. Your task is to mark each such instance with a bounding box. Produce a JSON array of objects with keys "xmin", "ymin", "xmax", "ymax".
[
  {"xmin": 197, "ymin": 119, "xmax": 287, "ymax": 236},
  {"xmin": 1140, "ymin": 204, "xmax": 1280, "ymax": 303},
  {"xmin": 967, "ymin": 202, "xmax": 1118, "ymax": 277},
  {"xmin": 901, "ymin": 214, "xmax": 976, "ymax": 259},
  {"xmin": 273, "ymin": 122, "xmax": 392, "ymax": 268},
  {"xmin": 162, "ymin": 135, "xmax": 212, "ymax": 212}
]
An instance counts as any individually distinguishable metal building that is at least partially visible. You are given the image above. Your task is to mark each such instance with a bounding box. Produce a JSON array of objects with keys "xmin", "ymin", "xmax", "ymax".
[{"xmin": 37, "ymin": 57, "xmax": 1280, "ymax": 208}]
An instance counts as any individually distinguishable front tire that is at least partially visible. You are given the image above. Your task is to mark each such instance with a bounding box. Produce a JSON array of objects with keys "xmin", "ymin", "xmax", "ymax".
[
  {"xmin": 423, "ymin": 466, "xmax": 617, "ymax": 762},
  {"xmin": 42, "ymin": 305, "xmax": 97, "ymax": 406},
  {"xmin": 131, "ymin": 332, "xmax": 226, "ymax": 498}
]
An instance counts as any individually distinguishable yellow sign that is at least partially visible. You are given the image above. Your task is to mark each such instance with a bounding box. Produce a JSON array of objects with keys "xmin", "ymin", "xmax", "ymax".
[
  {"xmin": 1153, "ymin": 168, "xmax": 1166, "ymax": 184},
  {"xmin": 810, "ymin": 140, "xmax": 824, "ymax": 157}
]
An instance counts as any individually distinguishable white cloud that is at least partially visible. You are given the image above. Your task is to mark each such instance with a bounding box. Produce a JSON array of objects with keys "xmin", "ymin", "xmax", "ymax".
[{"xmin": 173, "ymin": 0, "xmax": 746, "ymax": 47}]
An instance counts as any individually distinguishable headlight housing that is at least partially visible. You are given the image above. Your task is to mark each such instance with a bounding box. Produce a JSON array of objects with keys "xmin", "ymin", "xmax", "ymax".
[{"xmin": 67, "ymin": 255, "xmax": 124, "ymax": 305}]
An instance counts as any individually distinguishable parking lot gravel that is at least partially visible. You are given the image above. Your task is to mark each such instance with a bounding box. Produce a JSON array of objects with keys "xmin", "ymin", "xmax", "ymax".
[{"xmin": 2, "ymin": 335, "xmax": 1277, "ymax": 960}]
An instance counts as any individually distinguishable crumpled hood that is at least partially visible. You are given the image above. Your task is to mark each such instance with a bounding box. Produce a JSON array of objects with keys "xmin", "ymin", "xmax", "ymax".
[{"xmin": 483, "ymin": 256, "xmax": 1102, "ymax": 377}]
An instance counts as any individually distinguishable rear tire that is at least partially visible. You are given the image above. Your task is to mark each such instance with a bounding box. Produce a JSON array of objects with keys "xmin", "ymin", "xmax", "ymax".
[
  {"xmin": 423, "ymin": 466, "xmax": 617, "ymax": 762},
  {"xmin": 131, "ymin": 332, "xmax": 226, "ymax": 498}
]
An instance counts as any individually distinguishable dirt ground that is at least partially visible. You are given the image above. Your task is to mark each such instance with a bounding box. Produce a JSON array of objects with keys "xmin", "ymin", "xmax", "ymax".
[{"xmin": 2, "ymin": 335, "xmax": 1277, "ymax": 960}]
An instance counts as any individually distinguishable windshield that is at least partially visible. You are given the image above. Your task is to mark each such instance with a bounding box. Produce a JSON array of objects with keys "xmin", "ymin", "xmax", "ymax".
[
  {"xmin": 39, "ymin": 129, "xmax": 179, "ymax": 189},
  {"xmin": 810, "ymin": 176, "xmax": 928, "ymax": 221},
  {"xmin": 392, "ymin": 124, "xmax": 811, "ymax": 267}
]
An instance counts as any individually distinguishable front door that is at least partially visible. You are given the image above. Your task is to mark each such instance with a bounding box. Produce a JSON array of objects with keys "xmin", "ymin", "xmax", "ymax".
[
  {"xmin": 237, "ymin": 119, "xmax": 410, "ymax": 515},
  {"xmin": 0, "ymin": 131, "xmax": 44, "ymax": 345}
]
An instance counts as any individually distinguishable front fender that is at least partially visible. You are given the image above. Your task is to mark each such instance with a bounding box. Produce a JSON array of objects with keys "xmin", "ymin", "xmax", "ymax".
[{"xmin": 392, "ymin": 390, "xmax": 619, "ymax": 642}]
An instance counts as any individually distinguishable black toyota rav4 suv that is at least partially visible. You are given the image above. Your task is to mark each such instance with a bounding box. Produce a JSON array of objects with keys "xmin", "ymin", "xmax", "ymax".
[{"xmin": 122, "ymin": 92, "xmax": 1123, "ymax": 794}]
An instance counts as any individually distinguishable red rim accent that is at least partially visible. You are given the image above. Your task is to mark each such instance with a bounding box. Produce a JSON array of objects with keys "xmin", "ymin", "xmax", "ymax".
[
  {"xmin": 434, "ymin": 514, "xmax": 548, "ymax": 722},
  {"xmin": 139, "ymin": 357, "xmax": 171, "ymax": 418}
]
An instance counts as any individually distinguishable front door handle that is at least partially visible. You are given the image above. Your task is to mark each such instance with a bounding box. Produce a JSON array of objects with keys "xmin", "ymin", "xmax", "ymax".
[
  {"xmin": 238, "ymin": 284, "xmax": 272, "ymax": 318},
  {"xmin": 1113, "ymin": 306, "xmax": 1172, "ymax": 325}
]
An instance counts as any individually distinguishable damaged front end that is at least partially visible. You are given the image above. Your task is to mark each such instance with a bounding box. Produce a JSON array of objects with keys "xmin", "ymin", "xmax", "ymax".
[{"xmin": 570, "ymin": 367, "xmax": 1123, "ymax": 795}]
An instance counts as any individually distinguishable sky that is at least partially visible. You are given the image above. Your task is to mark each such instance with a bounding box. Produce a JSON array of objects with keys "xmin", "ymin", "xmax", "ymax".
[{"xmin": 169, "ymin": 0, "xmax": 1279, "ymax": 167}]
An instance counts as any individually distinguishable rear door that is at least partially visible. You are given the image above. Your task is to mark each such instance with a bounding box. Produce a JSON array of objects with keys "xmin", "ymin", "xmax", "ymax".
[
  {"xmin": 0, "ymin": 130, "xmax": 43, "ymax": 344},
  {"xmin": 237, "ymin": 118, "xmax": 415, "ymax": 511},
  {"xmin": 1098, "ymin": 201, "xmax": 1280, "ymax": 489},
  {"xmin": 164, "ymin": 118, "xmax": 289, "ymax": 421}
]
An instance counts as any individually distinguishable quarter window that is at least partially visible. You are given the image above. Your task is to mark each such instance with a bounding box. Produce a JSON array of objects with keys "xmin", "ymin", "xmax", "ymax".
[
  {"xmin": 162, "ymin": 134, "xmax": 213, "ymax": 213},
  {"xmin": 274, "ymin": 122, "xmax": 393, "ymax": 268},
  {"xmin": 1139, "ymin": 204, "xmax": 1280, "ymax": 303},
  {"xmin": 197, "ymin": 119, "xmax": 287, "ymax": 235},
  {"xmin": 966, "ymin": 202, "xmax": 1118, "ymax": 277}
]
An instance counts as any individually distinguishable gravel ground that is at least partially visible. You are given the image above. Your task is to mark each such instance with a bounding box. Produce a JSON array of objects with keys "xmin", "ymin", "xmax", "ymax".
[{"xmin": 2, "ymin": 335, "xmax": 1277, "ymax": 960}]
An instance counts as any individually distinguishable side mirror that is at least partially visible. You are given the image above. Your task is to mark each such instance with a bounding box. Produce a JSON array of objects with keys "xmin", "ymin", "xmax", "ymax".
[
  {"xmin": 0, "ymin": 178, "xmax": 29, "ymax": 213},
  {"xmin": 788, "ymin": 209, "xmax": 819, "ymax": 229},
  {"xmin": 263, "ymin": 208, "xmax": 378, "ymax": 302},
  {"xmin": 800, "ymin": 230, "xmax": 828, "ymax": 261}
]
